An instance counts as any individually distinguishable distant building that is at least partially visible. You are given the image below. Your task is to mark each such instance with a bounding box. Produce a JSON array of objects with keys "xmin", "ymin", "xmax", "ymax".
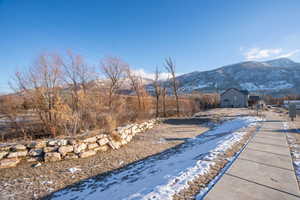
[
  {"xmin": 248, "ymin": 95, "xmax": 260, "ymax": 107},
  {"xmin": 220, "ymin": 88, "xmax": 249, "ymax": 108},
  {"xmin": 283, "ymin": 100, "xmax": 300, "ymax": 110}
]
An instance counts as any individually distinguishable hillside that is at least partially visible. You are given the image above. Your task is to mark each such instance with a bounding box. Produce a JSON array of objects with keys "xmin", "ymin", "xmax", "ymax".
[{"xmin": 175, "ymin": 58, "xmax": 300, "ymax": 96}]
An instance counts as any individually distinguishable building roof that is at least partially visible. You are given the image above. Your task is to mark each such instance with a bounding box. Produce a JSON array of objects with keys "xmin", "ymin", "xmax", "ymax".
[
  {"xmin": 221, "ymin": 88, "xmax": 249, "ymax": 96},
  {"xmin": 249, "ymin": 95, "xmax": 260, "ymax": 101}
]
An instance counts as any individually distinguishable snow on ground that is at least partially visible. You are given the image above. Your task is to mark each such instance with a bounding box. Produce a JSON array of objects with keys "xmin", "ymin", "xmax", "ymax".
[
  {"xmin": 49, "ymin": 117, "xmax": 260, "ymax": 200},
  {"xmin": 284, "ymin": 122, "xmax": 300, "ymax": 182},
  {"xmin": 68, "ymin": 167, "xmax": 81, "ymax": 174}
]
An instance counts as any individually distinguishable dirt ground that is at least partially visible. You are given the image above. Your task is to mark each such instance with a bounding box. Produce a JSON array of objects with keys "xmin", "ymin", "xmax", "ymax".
[{"xmin": 0, "ymin": 108, "xmax": 253, "ymax": 200}]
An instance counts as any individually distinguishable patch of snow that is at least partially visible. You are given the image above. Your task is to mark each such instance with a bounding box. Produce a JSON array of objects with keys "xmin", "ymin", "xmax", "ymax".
[
  {"xmin": 49, "ymin": 117, "xmax": 261, "ymax": 200},
  {"xmin": 241, "ymin": 81, "xmax": 293, "ymax": 91},
  {"xmin": 33, "ymin": 162, "xmax": 42, "ymax": 168},
  {"xmin": 119, "ymin": 161, "xmax": 124, "ymax": 166},
  {"xmin": 155, "ymin": 138, "xmax": 167, "ymax": 144},
  {"xmin": 41, "ymin": 181, "xmax": 53, "ymax": 185},
  {"xmin": 68, "ymin": 167, "xmax": 81, "ymax": 174},
  {"xmin": 283, "ymin": 121, "xmax": 300, "ymax": 182}
]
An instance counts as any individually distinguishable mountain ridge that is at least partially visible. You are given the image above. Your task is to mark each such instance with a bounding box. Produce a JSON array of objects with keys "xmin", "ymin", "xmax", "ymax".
[{"xmin": 174, "ymin": 58, "xmax": 300, "ymax": 96}]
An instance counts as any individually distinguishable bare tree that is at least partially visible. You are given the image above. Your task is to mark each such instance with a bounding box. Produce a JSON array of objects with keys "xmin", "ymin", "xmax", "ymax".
[
  {"xmin": 161, "ymin": 76, "xmax": 169, "ymax": 118},
  {"xmin": 126, "ymin": 67, "xmax": 143, "ymax": 110},
  {"xmin": 164, "ymin": 57, "xmax": 180, "ymax": 116},
  {"xmin": 61, "ymin": 50, "xmax": 94, "ymax": 94},
  {"xmin": 153, "ymin": 67, "xmax": 161, "ymax": 117},
  {"xmin": 59, "ymin": 50, "xmax": 95, "ymax": 134},
  {"xmin": 13, "ymin": 54, "xmax": 64, "ymax": 136},
  {"xmin": 101, "ymin": 57, "xmax": 127, "ymax": 109}
]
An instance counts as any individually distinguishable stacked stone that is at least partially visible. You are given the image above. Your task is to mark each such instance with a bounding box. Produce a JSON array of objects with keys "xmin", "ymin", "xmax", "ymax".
[{"xmin": 0, "ymin": 119, "xmax": 160, "ymax": 169}]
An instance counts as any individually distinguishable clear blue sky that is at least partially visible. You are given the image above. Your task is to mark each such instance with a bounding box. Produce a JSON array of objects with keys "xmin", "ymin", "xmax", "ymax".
[{"xmin": 1, "ymin": 0, "xmax": 300, "ymax": 92}]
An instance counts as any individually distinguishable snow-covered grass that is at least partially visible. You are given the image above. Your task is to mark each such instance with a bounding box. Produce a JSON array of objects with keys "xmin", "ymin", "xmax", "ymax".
[{"xmin": 49, "ymin": 117, "xmax": 261, "ymax": 200}]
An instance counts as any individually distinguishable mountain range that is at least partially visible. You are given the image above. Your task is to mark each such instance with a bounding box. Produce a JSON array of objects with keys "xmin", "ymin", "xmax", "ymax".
[{"xmin": 173, "ymin": 58, "xmax": 300, "ymax": 96}]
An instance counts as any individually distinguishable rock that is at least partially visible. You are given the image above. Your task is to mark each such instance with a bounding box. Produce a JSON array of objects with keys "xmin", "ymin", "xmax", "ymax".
[
  {"xmin": 97, "ymin": 138, "xmax": 109, "ymax": 146},
  {"xmin": 11, "ymin": 144, "xmax": 27, "ymax": 151},
  {"xmin": 43, "ymin": 146, "xmax": 58, "ymax": 153},
  {"xmin": 64, "ymin": 153, "xmax": 79, "ymax": 160},
  {"xmin": 94, "ymin": 145, "xmax": 109, "ymax": 152},
  {"xmin": 126, "ymin": 135, "xmax": 132, "ymax": 142},
  {"xmin": 0, "ymin": 144, "xmax": 11, "ymax": 151},
  {"xmin": 88, "ymin": 143, "xmax": 99, "ymax": 150},
  {"xmin": 73, "ymin": 143, "xmax": 87, "ymax": 154},
  {"xmin": 28, "ymin": 149, "xmax": 43, "ymax": 157},
  {"xmin": 32, "ymin": 162, "xmax": 42, "ymax": 167},
  {"xmin": 79, "ymin": 150, "xmax": 96, "ymax": 158},
  {"xmin": 27, "ymin": 141, "xmax": 47, "ymax": 149},
  {"xmin": 108, "ymin": 140, "xmax": 121, "ymax": 150},
  {"xmin": 58, "ymin": 139, "xmax": 68, "ymax": 146},
  {"xmin": 0, "ymin": 158, "xmax": 20, "ymax": 168},
  {"xmin": 83, "ymin": 136, "xmax": 97, "ymax": 143},
  {"xmin": 68, "ymin": 139, "xmax": 77, "ymax": 145},
  {"xmin": 27, "ymin": 142, "xmax": 37, "ymax": 148},
  {"xmin": 96, "ymin": 134, "xmax": 107, "ymax": 139},
  {"xmin": 0, "ymin": 151, "xmax": 8, "ymax": 159},
  {"xmin": 7, "ymin": 151, "xmax": 27, "ymax": 158},
  {"xmin": 44, "ymin": 152, "xmax": 61, "ymax": 162},
  {"xmin": 120, "ymin": 139, "xmax": 127, "ymax": 145},
  {"xmin": 27, "ymin": 157, "xmax": 43, "ymax": 162},
  {"xmin": 58, "ymin": 145, "xmax": 73, "ymax": 156},
  {"xmin": 47, "ymin": 140, "xmax": 58, "ymax": 146}
]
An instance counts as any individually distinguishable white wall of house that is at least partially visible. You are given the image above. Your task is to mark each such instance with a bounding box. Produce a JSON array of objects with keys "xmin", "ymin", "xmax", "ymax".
[{"xmin": 220, "ymin": 89, "xmax": 248, "ymax": 108}]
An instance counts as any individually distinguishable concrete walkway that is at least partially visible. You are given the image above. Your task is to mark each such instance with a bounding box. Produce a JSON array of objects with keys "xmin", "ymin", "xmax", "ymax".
[{"xmin": 205, "ymin": 112, "xmax": 300, "ymax": 200}]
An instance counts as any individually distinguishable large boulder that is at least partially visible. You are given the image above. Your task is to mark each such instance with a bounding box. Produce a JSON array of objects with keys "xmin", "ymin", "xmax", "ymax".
[
  {"xmin": 28, "ymin": 149, "xmax": 43, "ymax": 157},
  {"xmin": 79, "ymin": 150, "xmax": 96, "ymax": 158},
  {"xmin": 57, "ymin": 139, "xmax": 68, "ymax": 146},
  {"xmin": 0, "ymin": 158, "xmax": 20, "ymax": 168},
  {"xmin": 73, "ymin": 143, "xmax": 87, "ymax": 154},
  {"xmin": 44, "ymin": 152, "xmax": 61, "ymax": 162},
  {"xmin": 88, "ymin": 143, "xmax": 99, "ymax": 150},
  {"xmin": 0, "ymin": 144, "xmax": 11, "ymax": 151},
  {"xmin": 58, "ymin": 145, "xmax": 73, "ymax": 156},
  {"xmin": 27, "ymin": 141, "xmax": 47, "ymax": 149},
  {"xmin": 43, "ymin": 146, "xmax": 58, "ymax": 153},
  {"xmin": 0, "ymin": 151, "xmax": 8, "ymax": 159},
  {"xmin": 27, "ymin": 157, "xmax": 43, "ymax": 162},
  {"xmin": 7, "ymin": 151, "xmax": 27, "ymax": 158},
  {"xmin": 97, "ymin": 138, "xmax": 109, "ymax": 146},
  {"xmin": 48, "ymin": 140, "xmax": 59, "ymax": 146},
  {"xmin": 64, "ymin": 153, "xmax": 79, "ymax": 160},
  {"xmin": 83, "ymin": 136, "xmax": 97, "ymax": 143},
  {"xmin": 68, "ymin": 139, "xmax": 77, "ymax": 145},
  {"xmin": 11, "ymin": 144, "xmax": 27, "ymax": 151},
  {"xmin": 94, "ymin": 145, "xmax": 109, "ymax": 152},
  {"xmin": 108, "ymin": 140, "xmax": 122, "ymax": 150}
]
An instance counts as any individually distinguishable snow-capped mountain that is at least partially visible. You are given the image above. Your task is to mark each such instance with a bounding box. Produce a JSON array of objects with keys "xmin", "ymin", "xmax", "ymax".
[{"xmin": 174, "ymin": 58, "xmax": 300, "ymax": 96}]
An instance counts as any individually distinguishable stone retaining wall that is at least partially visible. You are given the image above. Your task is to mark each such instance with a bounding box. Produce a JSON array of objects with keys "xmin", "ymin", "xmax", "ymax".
[{"xmin": 0, "ymin": 119, "xmax": 160, "ymax": 168}]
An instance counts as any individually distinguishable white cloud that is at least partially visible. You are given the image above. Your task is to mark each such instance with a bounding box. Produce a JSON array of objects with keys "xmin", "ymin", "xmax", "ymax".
[
  {"xmin": 131, "ymin": 69, "xmax": 179, "ymax": 80},
  {"xmin": 244, "ymin": 48, "xmax": 282, "ymax": 60},
  {"xmin": 242, "ymin": 47, "xmax": 300, "ymax": 61},
  {"xmin": 275, "ymin": 49, "xmax": 300, "ymax": 58}
]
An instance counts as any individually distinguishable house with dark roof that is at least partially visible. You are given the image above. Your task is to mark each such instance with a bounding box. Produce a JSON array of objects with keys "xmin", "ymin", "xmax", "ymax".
[{"xmin": 220, "ymin": 88, "xmax": 249, "ymax": 108}]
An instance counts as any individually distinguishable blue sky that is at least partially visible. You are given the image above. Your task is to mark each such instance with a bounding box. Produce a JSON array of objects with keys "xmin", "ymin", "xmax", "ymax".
[{"xmin": 0, "ymin": 0, "xmax": 300, "ymax": 92}]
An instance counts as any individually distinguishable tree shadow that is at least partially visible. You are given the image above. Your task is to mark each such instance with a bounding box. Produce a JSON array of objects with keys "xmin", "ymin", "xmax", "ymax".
[
  {"xmin": 272, "ymin": 129, "xmax": 300, "ymax": 134},
  {"xmin": 162, "ymin": 117, "xmax": 211, "ymax": 125}
]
